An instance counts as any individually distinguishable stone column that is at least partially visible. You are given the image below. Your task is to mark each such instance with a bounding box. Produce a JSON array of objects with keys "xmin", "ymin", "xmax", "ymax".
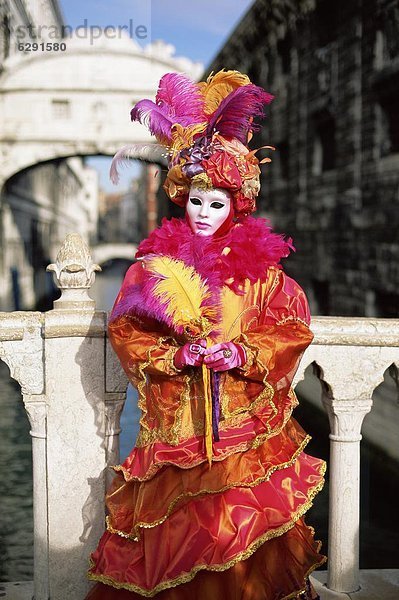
[
  {"xmin": 104, "ymin": 394, "xmax": 126, "ymax": 487},
  {"xmin": 0, "ymin": 312, "xmax": 47, "ymax": 599},
  {"xmin": 323, "ymin": 397, "xmax": 372, "ymax": 593},
  {"xmin": 25, "ymin": 397, "xmax": 49, "ymax": 600}
]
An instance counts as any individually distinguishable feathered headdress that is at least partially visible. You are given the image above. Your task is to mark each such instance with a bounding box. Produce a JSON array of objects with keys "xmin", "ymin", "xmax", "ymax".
[{"xmin": 111, "ymin": 69, "xmax": 274, "ymax": 216}]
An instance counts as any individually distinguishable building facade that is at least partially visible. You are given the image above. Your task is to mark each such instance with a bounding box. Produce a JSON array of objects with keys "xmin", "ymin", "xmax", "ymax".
[
  {"xmin": 206, "ymin": 0, "xmax": 399, "ymax": 317},
  {"xmin": 99, "ymin": 163, "xmax": 162, "ymax": 246}
]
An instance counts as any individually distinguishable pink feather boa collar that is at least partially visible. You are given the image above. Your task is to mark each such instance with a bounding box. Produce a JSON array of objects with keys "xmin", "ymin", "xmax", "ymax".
[
  {"xmin": 110, "ymin": 217, "xmax": 294, "ymax": 324},
  {"xmin": 136, "ymin": 216, "xmax": 294, "ymax": 294}
]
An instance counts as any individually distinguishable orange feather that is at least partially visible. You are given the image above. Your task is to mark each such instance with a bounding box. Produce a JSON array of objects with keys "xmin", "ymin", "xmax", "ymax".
[{"xmin": 198, "ymin": 69, "xmax": 252, "ymax": 115}]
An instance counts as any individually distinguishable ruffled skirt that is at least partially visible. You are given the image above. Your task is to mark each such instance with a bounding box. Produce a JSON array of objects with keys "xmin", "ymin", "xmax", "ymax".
[{"xmin": 87, "ymin": 417, "xmax": 326, "ymax": 599}]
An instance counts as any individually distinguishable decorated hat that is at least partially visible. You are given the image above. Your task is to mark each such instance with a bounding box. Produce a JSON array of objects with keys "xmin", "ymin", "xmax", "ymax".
[{"xmin": 111, "ymin": 70, "xmax": 275, "ymax": 216}]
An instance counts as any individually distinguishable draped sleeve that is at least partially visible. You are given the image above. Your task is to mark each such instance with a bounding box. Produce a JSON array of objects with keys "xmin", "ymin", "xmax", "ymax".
[
  {"xmin": 232, "ymin": 269, "xmax": 314, "ymax": 390},
  {"xmin": 108, "ymin": 263, "xmax": 183, "ymax": 380}
]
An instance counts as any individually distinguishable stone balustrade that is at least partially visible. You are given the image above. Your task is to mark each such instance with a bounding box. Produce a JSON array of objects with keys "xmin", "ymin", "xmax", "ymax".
[{"xmin": 0, "ymin": 233, "xmax": 398, "ymax": 599}]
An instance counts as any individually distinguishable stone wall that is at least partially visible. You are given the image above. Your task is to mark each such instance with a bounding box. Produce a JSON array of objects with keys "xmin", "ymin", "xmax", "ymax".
[{"xmin": 206, "ymin": 0, "xmax": 399, "ymax": 318}]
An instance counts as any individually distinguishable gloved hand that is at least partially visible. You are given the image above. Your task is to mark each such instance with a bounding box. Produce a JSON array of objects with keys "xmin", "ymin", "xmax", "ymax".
[
  {"xmin": 203, "ymin": 342, "xmax": 246, "ymax": 372},
  {"xmin": 173, "ymin": 339, "xmax": 207, "ymax": 370}
]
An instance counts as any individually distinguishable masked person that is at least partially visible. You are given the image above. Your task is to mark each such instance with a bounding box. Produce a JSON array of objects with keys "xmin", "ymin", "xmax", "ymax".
[{"xmin": 86, "ymin": 70, "xmax": 326, "ymax": 600}]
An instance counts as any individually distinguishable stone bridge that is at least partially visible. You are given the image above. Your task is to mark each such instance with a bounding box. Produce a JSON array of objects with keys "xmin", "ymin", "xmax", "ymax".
[
  {"xmin": 0, "ymin": 34, "xmax": 202, "ymax": 190},
  {"xmin": 91, "ymin": 243, "xmax": 137, "ymax": 266}
]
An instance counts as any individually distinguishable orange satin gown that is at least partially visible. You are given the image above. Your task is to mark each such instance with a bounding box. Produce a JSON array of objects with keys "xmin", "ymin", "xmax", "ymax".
[{"xmin": 86, "ymin": 264, "xmax": 326, "ymax": 599}]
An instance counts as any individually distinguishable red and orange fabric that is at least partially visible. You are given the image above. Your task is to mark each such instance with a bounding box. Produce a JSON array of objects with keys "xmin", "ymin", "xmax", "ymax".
[{"xmin": 86, "ymin": 229, "xmax": 326, "ymax": 599}]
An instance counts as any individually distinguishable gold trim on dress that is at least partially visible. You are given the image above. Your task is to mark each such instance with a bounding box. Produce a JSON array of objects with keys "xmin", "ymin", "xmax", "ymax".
[
  {"xmin": 276, "ymin": 314, "xmax": 311, "ymax": 328},
  {"xmin": 112, "ymin": 402, "xmax": 303, "ymax": 483},
  {"xmin": 107, "ymin": 435, "xmax": 315, "ymax": 541},
  {"xmin": 134, "ymin": 335, "xmax": 192, "ymax": 448},
  {"xmin": 88, "ymin": 462, "xmax": 327, "ymax": 597},
  {"xmin": 238, "ymin": 330, "xmax": 278, "ymax": 432},
  {"xmin": 225, "ymin": 304, "xmax": 260, "ymax": 340},
  {"xmin": 282, "ymin": 538, "xmax": 327, "ymax": 600}
]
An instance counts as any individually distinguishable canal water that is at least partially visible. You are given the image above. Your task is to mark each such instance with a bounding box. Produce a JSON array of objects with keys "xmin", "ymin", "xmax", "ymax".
[{"xmin": 0, "ymin": 261, "xmax": 398, "ymax": 581}]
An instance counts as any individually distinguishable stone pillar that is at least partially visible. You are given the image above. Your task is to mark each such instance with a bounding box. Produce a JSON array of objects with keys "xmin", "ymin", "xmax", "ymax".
[
  {"xmin": 25, "ymin": 397, "xmax": 49, "ymax": 600},
  {"xmin": 323, "ymin": 397, "xmax": 372, "ymax": 593},
  {"xmin": 44, "ymin": 233, "xmax": 120, "ymax": 600},
  {"xmin": 0, "ymin": 312, "xmax": 48, "ymax": 599},
  {"xmin": 104, "ymin": 394, "xmax": 126, "ymax": 487}
]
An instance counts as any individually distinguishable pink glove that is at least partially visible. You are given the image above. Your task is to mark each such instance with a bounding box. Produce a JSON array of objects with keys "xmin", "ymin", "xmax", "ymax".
[
  {"xmin": 203, "ymin": 342, "xmax": 246, "ymax": 372},
  {"xmin": 173, "ymin": 339, "xmax": 206, "ymax": 370}
]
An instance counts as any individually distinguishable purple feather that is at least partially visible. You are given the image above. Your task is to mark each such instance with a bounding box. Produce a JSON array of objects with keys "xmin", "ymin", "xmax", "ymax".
[
  {"xmin": 131, "ymin": 99, "xmax": 176, "ymax": 143},
  {"xmin": 206, "ymin": 85, "xmax": 274, "ymax": 144},
  {"xmin": 109, "ymin": 281, "xmax": 165, "ymax": 325}
]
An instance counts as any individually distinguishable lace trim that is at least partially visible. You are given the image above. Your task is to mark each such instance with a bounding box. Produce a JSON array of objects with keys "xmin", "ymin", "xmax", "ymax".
[
  {"xmin": 88, "ymin": 465, "xmax": 326, "ymax": 597},
  {"xmin": 107, "ymin": 434, "xmax": 314, "ymax": 541}
]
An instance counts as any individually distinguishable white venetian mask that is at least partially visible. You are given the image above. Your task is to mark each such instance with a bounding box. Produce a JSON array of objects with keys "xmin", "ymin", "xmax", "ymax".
[{"xmin": 186, "ymin": 186, "xmax": 232, "ymax": 236}]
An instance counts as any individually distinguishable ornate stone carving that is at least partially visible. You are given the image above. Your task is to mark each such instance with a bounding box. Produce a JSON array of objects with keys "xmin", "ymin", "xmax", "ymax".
[
  {"xmin": 24, "ymin": 398, "xmax": 47, "ymax": 439},
  {"xmin": 47, "ymin": 233, "xmax": 101, "ymax": 309},
  {"xmin": 323, "ymin": 398, "xmax": 373, "ymax": 442},
  {"xmin": 0, "ymin": 313, "xmax": 44, "ymax": 394}
]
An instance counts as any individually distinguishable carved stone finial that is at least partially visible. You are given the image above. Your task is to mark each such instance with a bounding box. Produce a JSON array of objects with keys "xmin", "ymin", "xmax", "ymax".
[{"xmin": 47, "ymin": 233, "xmax": 101, "ymax": 310}]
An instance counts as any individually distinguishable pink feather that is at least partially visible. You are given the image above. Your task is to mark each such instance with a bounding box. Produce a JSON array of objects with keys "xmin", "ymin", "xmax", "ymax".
[
  {"xmin": 156, "ymin": 73, "xmax": 205, "ymax": 123},
  {"xmin": 131, "ymin": 73, "xmax": 206, "ymax": 143},
  {"xmin": 110, "ymin": 216, "xmax": 294, "ymax": 324},
  {"xmin": 206, "ymin": 85, "xmax": 274, "ymax": 144}
]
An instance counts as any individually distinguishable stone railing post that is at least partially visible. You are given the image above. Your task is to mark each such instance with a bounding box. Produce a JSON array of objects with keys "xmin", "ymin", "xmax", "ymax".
[
  {"xmin": 0, "ymin": 313, "xmax": 47, "ymax": 600},
  {"xmin": 25, "ymin": 397, "xmax": 49, "ymax": 599},
  {"xmin": 43, "ymin": 233, "xmax": 128, "ymax": 599},
  {"xmin": 0, "ymin": 233, "xmax": 129, "ymax": 599},
  {"xmin": 322, "ymin": 397, "xmax": 372, "ymax": 592},
  {"xmin": 298, "ymin": 316, "xmax": 399, "ymax": 594}
]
